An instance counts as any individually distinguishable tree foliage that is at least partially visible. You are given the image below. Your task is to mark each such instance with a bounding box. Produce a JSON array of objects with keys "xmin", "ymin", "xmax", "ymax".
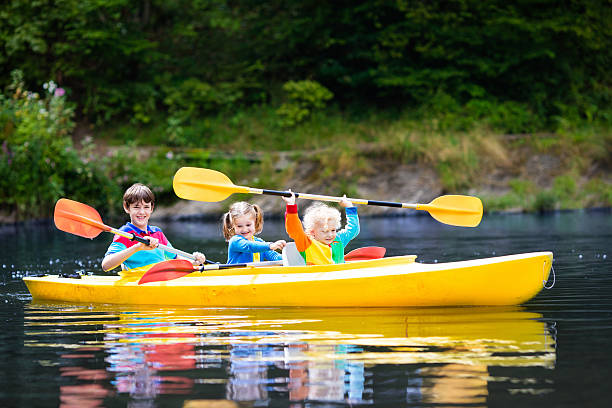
[
  {"xmin": 0, "ymin": 70, "xmax": 120, "ymax": 218},
  {"xmin": 0, "ymin": 0, "xmax": 610, "ymax": 126}
]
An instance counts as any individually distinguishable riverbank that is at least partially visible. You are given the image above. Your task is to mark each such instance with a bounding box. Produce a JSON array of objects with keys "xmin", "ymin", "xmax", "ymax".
[
  {"xmin": 2, "ymin": 110, "xmax": 610, "ymax": 225},
  {"xmin": 151, "ymin": 133, "xmax": 612, "ymax": 221},
  {"xmin": 2, "ymin": 131, "xmax": 611, "ymax": 226}
]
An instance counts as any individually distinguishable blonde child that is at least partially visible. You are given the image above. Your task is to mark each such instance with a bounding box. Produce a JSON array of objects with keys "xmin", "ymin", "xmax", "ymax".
[
  {"xmin": 102, "ymin": 183, "xmax": 206, "ymax": 271},
  {"xmin": 223, "ymin": 201, "xmax": 286, "ymax": 264},
  {"xmin": 282, "ymin": 192, "xmax": 360, "ymax": 265}
]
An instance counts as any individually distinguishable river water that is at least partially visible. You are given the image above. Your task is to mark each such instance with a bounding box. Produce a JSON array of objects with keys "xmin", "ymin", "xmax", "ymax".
[{"xmin": 1, "ymin": 210, "xmax": 611, "ymax": 407}]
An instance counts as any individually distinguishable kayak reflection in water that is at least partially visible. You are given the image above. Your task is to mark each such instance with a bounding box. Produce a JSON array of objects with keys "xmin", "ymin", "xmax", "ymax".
[{"xmin": 45, "ymin": 307, "xmax": 555, "ymax": 406}]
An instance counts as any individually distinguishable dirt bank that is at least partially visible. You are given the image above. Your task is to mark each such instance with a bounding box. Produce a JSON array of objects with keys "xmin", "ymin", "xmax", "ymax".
[
  {"xmin": 151, "ymin": 142, "xmax": 611, "ymax": 221},
  {"xmin": 3, "ymin": 135, "xmax": 609, "ymax": 225}
]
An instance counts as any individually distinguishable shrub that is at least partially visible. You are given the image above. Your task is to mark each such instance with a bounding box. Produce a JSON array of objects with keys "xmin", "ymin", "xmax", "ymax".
[
  {"xmin": 276, "ymin": 80, "xmax": 333, "ymax": 127},
  {"xmin": 163, "ymin": 78, "xmax": 244, "ymax": 119},
  {"xmin": 533, "ymin": 190, "xmax": 558, "ymax": 212},
  {"xmin": 0, "ymin": 70, "xmax": 117, "ymax": 219},
  {"xmin": 465, "ymin": 99, "xmax": 540, "ymax": 133}
]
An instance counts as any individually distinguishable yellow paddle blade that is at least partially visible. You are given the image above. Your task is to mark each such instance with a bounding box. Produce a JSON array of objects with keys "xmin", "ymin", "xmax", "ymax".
[
  {"xmin": 417, "ymin": 195, "xmax": 483, "ymax": 227},
  {"xmin": 173, "ymin": 167, "xmax": 251, "ymax": 202}
]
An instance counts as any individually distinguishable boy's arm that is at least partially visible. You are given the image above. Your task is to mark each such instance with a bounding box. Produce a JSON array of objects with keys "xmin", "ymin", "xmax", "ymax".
[
  {"xmin": 285, "ymin": 204, "xmax": 311, "ymax": 252},
  {"xmin": 101, "ymin": 239, "xmax": 156, "ymax": 271},
  {"xmin": 102, "ymin": 245, "xmax": 136, "ymax": 271},
  {"xmin": 337, "ymin": 207, "xmax": 360, "ymax": 246}
]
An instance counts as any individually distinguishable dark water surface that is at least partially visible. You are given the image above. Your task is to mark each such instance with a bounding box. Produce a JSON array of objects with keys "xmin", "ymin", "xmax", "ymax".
[{"xmin": 1, "ymin": 210, "xmax": 611, "ymax": 407}]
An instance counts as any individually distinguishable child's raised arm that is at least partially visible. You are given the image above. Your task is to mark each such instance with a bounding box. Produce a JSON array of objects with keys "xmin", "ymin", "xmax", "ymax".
[
  {"xmin": 339, "ymin": 194, "xmax": 354, "ymax": 208},
  {"xmin": 283, "ymin": 191, "xmax": 313, "ymax": 253},
  {"xmin": 282, "ymin": 191, "xmax": 296, "ymax": 205},
  {"xmin": 336, "ymin": 197, "xmax": 360, "ymax": 247}
]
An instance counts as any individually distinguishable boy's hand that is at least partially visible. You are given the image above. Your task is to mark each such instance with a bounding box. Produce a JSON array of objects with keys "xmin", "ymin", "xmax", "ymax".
[
  {"xmin": 192, "ymin": 251, "xmax": 206, "ymax": 265},
  {"xmin": 140, "ymin": 236, "xmax": 159, "ymax": 250},
  {"xmin": 282, "ymin": 191, "xmax": 296, "ymax": 205},
  {"xmin": 270, "ymin": 240, "xmax": 287, "ymax": 251},
  {"xmin": 339, "ymin": 195, "xmax": 354, "ymax": 208}
]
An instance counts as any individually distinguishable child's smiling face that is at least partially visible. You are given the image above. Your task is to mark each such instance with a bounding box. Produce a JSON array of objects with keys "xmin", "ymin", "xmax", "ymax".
[
  {"xmin": 309, "ymin": 220, "xmax": 337, "ymax": 245},
  {"xmin": 124, "ymin": 199, "xmax": 153, "ymax": 230},
  {"xmin": 233, "ymin": 214, "xmax": 256, "ymax": 240}
]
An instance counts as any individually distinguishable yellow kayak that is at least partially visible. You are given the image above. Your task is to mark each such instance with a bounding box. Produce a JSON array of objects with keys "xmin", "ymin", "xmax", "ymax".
[{"xmin": 23, "ymin": 252, "xmax": 553, "ymax": 307}]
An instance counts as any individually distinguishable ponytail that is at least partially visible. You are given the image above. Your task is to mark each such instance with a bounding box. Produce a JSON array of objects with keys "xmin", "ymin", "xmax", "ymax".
[
  {"xmin": 222, "ymin": 211, "xmax": 234, "ymax": 241},
  {"xmin": 252, "ymin": 204, "xmax": 264, "ymax": 234}
]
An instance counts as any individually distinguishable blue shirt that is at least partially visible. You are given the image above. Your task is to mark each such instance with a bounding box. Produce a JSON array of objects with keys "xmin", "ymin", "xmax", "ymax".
[
  {"xmin": 105, "ymin": 223, "xmax": 177, "ymax": 270},
  {"xmin": 226, "ymin": 235, "xmax": 282, "ymax": 264}
]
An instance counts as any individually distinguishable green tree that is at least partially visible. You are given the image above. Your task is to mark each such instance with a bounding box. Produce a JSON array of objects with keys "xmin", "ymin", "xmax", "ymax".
[{"xmin": 1, "ymin": 0, "xmax": 609, "ymax": 126}]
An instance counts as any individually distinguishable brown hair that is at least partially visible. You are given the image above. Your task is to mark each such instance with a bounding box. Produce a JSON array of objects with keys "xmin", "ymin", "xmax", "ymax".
[
  {"xmin": 222, "ymin": 201, "xmax": 263, "ymax": 241},
  {"xmin": 123, "ymin": 183, "xmax": 155, "ymax": 208}
]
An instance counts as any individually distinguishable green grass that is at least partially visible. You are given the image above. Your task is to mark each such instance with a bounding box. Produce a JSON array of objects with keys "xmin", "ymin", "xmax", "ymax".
[{"xmin": 91, "ymin": 106, "xmax": 612, "ymax": 213}]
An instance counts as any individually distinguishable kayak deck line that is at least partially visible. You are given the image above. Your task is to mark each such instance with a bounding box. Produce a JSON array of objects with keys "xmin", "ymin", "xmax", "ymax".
[
  {"xmin": 127, "ymin": 255, "xmax": 419, "ymax": 279},
  {"xmin": 23, "ymin": 252, "xmax": 553, "ymax": 307}
]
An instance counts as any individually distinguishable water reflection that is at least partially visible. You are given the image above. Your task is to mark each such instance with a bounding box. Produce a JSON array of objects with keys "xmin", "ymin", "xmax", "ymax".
[{"xmin": 24, "ymin": 304, "xmax": 556, "ymax": 406}]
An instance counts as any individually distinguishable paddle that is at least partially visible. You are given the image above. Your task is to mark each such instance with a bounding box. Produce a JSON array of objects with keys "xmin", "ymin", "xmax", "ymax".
[
  {"xmin": 345, "ymin": 246, "xmax": 386, "ymax": 261},
  {"xmin": 138, "ymin": 259, "xmax": 284, "ymax": 284},
  {"xmin": 139, "ymin": 245, "xmax": 385, "ymax": 284},
  {"xmin": 54, "ymin": 198, "xmax": 203, "ymax": 261},
  {"xmin": 173, "ymin": 167, "xmax": 483, "ymax": 227}
]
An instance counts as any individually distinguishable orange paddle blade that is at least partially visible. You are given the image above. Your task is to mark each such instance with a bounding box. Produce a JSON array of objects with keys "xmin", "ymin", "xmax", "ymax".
[
  {"xmin": 54, "ymin": 198, "xmax": 110, "ymax": 239},
  {"xmin": 138, "ymin": 259, "xmax": 196, "ymax": 284},
  {"xmin": 345, "ymin": 246, "xmax": 386, "ymax": 261}
]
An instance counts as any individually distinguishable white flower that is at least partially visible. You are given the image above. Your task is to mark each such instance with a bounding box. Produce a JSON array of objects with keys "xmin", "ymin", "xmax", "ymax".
[{"xmin": 43, "ymin": 80, "xmax": 56, "ymax": 93}]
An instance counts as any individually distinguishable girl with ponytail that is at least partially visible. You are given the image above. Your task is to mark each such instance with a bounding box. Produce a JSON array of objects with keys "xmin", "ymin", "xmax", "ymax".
[{"xmin": 222, "ymin": 202, "xmax": 286, "ymax": 264}]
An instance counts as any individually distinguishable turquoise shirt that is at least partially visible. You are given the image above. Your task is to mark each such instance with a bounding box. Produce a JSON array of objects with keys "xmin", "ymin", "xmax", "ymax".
[
  {"xmin": 227, "ymin": 235, "xmax": 282, "ymax": 264},
  {"xmin": 104, "ymin": 223, "xmax": 176, "ymax": 270}
]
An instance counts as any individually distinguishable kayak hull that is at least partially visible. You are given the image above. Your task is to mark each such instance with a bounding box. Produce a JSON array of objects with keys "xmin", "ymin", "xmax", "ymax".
[{"xmin": 23, "ymin": 252, "xmax": 553, "ymax": 307}]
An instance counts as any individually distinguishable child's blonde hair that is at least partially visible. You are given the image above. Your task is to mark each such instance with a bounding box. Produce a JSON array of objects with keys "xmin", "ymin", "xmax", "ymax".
[
  {"xmin": 302, "ymin": 203, "xmax": 341, "ymax": 234},
  {"xmin": 222, "ymin": 201, "xmax": 264, "ymax": 241}
]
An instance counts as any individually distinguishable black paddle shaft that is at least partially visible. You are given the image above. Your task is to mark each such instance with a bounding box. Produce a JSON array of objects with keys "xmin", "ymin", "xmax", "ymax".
[
  {"xmin": 261, "ymin": 189, "xmax": 297, "ymax": 198},
  {"xmin": 261, "ymin": 189, "xmax": 403, "ymax": 208}
]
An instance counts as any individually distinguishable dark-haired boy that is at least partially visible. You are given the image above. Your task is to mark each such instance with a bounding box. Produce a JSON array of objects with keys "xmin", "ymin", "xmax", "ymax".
[{"xmin": 101, "ymin": 183, "xmax": 205, "ymax": 271}]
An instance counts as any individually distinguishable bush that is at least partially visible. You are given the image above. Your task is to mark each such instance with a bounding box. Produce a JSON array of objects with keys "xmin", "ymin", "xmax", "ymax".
[
  {"xmin": 163, "ymin": 78, "xmax": 245, "ymax": 120},
  {"xmin": 161, "ymin": 77, "xmax": 248, "ymax": 147},
  {"xmin": 533, "ymin": 190, "xmax": 558, "ymax": 212},
  {"xmin": 276, "ymin": 80, "xmax": 333, "ymax": 127},
  {"xmin": 0, "ymin": 70, "xmax": 118, "ymax": 219},
  {"xmin": 465, "ymin": 99, "xmax": 540, "ymax": 133}
]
